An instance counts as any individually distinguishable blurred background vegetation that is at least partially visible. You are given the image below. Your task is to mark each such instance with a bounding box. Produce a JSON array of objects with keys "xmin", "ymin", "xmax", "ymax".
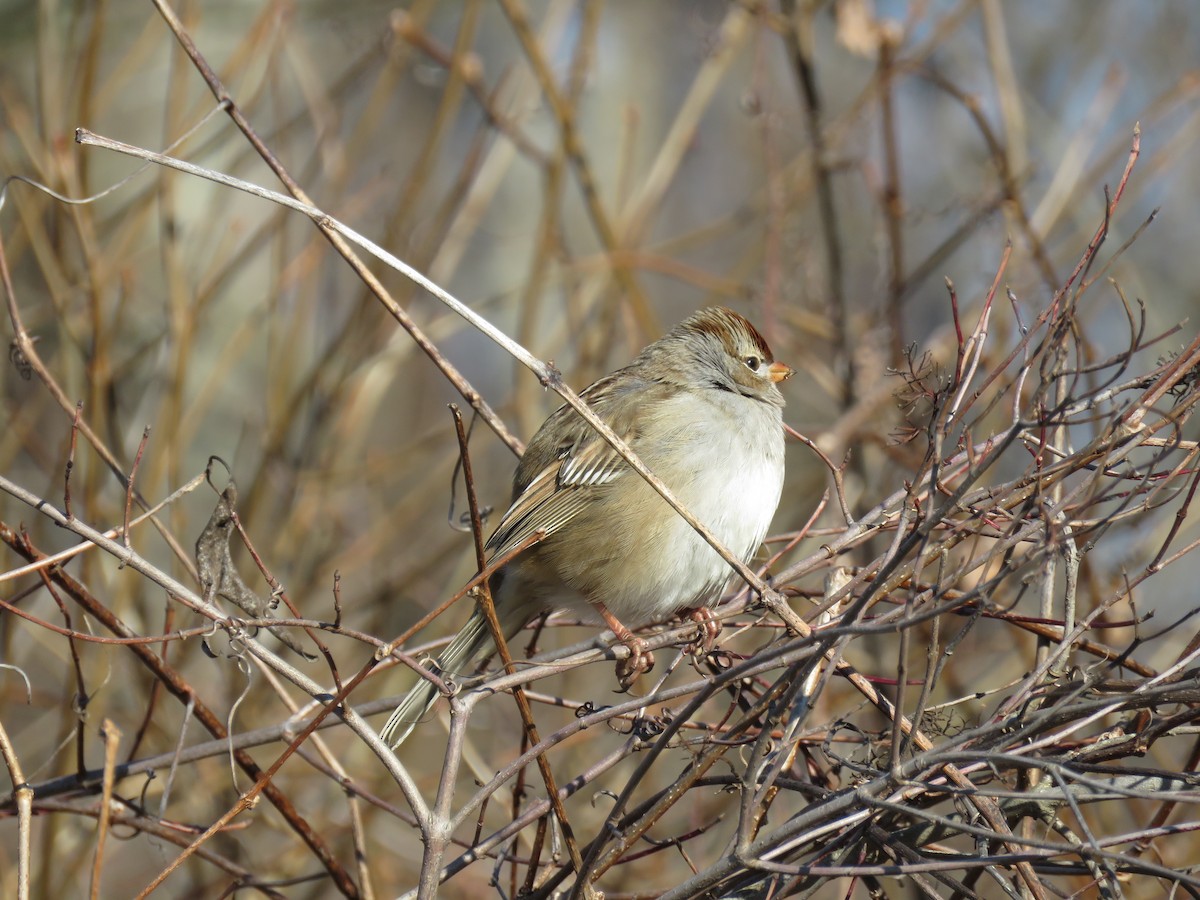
[{"xmin": 2, "ymin": 1, "xmax": 1199, "ymax": 897}]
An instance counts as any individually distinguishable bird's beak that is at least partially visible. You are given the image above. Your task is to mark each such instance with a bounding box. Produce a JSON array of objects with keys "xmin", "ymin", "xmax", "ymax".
[{"xmin": 768, "ymin": 361, "xmax": 794, "ymax": 384}]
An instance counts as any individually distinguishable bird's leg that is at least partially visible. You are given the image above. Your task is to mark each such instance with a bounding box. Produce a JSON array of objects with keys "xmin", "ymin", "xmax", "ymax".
[
  {"xmin": 679, "ymin": 607, "xmax": 721, "ymax": 657},
  {"xmin": 594, "ymin": 602, "xmax": 654, "ymax": 691}
]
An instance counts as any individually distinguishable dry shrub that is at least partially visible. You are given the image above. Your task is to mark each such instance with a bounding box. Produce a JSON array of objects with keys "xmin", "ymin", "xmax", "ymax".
[{"xmin": 2, "ymin": 3, "xmax": 1199, "ymax": 898}]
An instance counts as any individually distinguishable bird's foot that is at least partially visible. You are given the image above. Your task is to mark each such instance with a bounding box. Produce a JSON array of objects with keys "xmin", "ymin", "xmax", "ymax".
[
  {"xmin": 680, "ymin": 606, "xmax": 721, "ymax": 657},
  {"xmin": 614, "ymin": 637, "xmax": 655, "ymax": 692},
  {"xmin": 594, "ymin": 601, "xmax": 654, "ymax": 692}
]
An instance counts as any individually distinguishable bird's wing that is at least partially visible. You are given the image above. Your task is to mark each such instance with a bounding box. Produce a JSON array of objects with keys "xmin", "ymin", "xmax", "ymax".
[{"xmin": 483, "ymin": 374, "xmax": 673, "ymax": 563}]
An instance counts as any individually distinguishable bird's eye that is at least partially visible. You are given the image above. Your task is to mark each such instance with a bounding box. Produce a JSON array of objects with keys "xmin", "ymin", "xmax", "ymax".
[{"xmin": 744, "ymin": 355, "xmax": 761, "ymax": 371}]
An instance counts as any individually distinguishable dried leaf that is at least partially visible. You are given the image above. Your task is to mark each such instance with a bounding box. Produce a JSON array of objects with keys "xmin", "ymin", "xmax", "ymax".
[{"xmin": 195, "ymin": 481, "xmax": 313, "ymax": 658}]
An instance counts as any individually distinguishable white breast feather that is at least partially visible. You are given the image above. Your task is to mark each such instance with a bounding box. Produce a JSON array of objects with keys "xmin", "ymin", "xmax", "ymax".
[{"xmin": 612, "ymin": 392, "xmax": 784, "ymax": 623}]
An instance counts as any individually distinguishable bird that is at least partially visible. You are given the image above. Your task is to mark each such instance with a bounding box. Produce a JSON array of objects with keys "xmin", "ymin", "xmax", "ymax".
[{"xmin": 380, "ymin": 306, "xmax": 791, "ymax": 747}]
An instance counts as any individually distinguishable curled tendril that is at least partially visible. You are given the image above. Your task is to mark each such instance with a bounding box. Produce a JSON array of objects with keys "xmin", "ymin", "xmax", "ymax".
[{"xmin": 575, "ymin": 701, "xmax": 597, "ymax": 718}]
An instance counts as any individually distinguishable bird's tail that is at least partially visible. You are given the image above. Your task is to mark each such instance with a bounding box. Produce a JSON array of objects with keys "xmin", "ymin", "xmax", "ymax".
[{"xmin": 378, "ymin": 607, "xmax": 511, "ymax": 747}]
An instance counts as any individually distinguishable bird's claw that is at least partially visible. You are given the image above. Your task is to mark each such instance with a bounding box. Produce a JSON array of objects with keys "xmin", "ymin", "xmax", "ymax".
[
  {"xmin": 681, "ymin": 607, "xmax": 721, "ymax": 657},
  {"xmin": 614, "ymin": 638, "xmax": 654, "ymax": 692}
]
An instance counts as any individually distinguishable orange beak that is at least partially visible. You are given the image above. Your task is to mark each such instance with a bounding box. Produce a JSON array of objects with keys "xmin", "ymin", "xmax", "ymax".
[{"xmin": 768, "ymin": 361, "xmax": 794, "ymax": 384}]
